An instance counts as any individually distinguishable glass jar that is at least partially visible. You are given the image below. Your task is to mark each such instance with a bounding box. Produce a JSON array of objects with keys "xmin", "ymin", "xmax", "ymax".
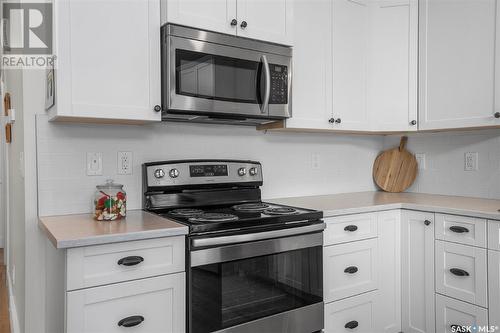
[{"xmin": 94, "ymin": 179, "xmax": 126, "ymax": 221}]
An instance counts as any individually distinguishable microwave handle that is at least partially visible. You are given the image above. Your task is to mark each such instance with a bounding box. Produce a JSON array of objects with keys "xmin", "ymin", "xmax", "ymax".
[{"xmin": 260, "ymin": 55, "xmax": 271, "ymax": 114}]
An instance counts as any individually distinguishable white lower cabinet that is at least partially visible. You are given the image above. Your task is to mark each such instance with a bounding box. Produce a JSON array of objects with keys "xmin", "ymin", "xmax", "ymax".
[
  {"xmin": 435, "ymin": 294, "xmax": 488, "ymax": 333},
  {"xmin": 488, "ymin": 250, "xmax": 500, "ymax": 328},
  {"xmin": 324, "ymin": 292, "xmax": 377, "ymax": 333},
  {"xmin": 435, "ymin": 240, "xmax": 488, "ymax": 307},
  {"xmin": 401, "ymin": 210, "xmax": 435, "ymax": 333},
  {"xmin": 67, "ymin": 273, "xmax": 186, "ymax": 333}
]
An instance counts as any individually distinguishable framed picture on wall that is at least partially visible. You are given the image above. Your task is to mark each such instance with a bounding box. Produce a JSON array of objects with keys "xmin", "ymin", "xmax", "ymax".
[{"xmin": 45, "ymin": 60, "xmax": 55, "ymax": 110}]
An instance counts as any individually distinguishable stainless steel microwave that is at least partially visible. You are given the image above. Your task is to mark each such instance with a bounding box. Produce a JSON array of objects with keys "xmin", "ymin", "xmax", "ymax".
[{"xmin": 161, "ymin": 24, "xmax": 292, "ymax": 126}]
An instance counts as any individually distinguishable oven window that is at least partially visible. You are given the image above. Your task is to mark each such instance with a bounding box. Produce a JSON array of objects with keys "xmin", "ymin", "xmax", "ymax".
[
  {"xmin": 176, "ymin": 49, "xmax": 262, "ymax": 104},
  {"xmin": 190, "ymin": 246, "xmax": 322, "ymax": 333}
]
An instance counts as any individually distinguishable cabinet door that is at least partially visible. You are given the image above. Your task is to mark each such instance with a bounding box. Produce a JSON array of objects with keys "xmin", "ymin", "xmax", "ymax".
[
  {"xmin": 332, "ymin": 0, "xmax": 417, "ymax": 132},
  {"xmin": 401, "ymin": 210, "xmax": 435, "ymax": 333},
  {"xmin": 435, "ymin": 294, "xmax": 488, "ymax": 333},
  {"xmin": 236, "ymin": 0, "xmax": 293, "ymax": 45},
  {"xmin": 489, "ymin": 250, "xmax": 500, "ymax": 329},
  {"xmin": 66, "ymin": 273, "xmax": 185, "ymax": 333},
  {"xmin": 52, "ymin": 0, "xmax": 161, "ymax": 122},
  {"xmin": 374, "ymin": 210, "xmax": 401, "ymax": 333},
  {"xmin": 163, "ymin": 0, "xmax": 237, "ymax": 35},
  {"xmin": 419, "ymin": 0, "xmax": 499, "ymax": 130},
  {"xmin": 285, "ymin": 0, "xmax": 332, "ymax": 129}
]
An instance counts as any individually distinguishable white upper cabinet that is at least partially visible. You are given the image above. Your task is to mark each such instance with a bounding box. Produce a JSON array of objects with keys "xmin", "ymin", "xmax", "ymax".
[
  {"xmin": 51, "ymin": 0, "xmax": 161, "ymax": 123},
  {"xmin": 236, "ymin": 0, "xmax": 293, "ymax": 45},
  {"xmin": 419, "ymin": 0, "xmax": 500, "ymax": 130},
  {"xmin": 332, "ymin": 0, "xmax": 418, "ymax": 132},
  {"xmin": 285, "ymin": 0, "xmax": 332, "ymax": 129},
  {"xmin": 163, "ymin": 0, "xmax": 237, "ymax": 35},
  {"xmin": 162, "ymin": 0, "xmax": 293, "ymax": 45}
]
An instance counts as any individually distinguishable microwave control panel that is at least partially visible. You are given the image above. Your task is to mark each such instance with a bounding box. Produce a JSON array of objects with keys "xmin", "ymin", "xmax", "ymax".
[{"xmin": 269, "ymin": 64, "xmax": 288, "ymax": 104}]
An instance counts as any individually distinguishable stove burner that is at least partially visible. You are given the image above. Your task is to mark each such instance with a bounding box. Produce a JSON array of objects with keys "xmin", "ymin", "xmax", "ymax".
[
  {"xmin": 263, "ymin": 207, "xmax": 298, "ymax": 216},
  {"xmin": 170, "ymin": 208, "xmax": 204, "ymax": 217},
  {"xmin": 188, "ymin": 213, "xmax": 239, "ymax": 223},
  {"xmin": 232, "ymin": 203, "xmax": 270, "ymax": 212}
]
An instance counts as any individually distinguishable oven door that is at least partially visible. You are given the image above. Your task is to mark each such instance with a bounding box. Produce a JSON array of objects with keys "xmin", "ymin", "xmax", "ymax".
[
  {"xmin": 164, "ymin": 35, "xmax": 291, "ymax": 120},
  {"xmin": 188, "ymin": 227, "xmax": 324, "ymax": 333}
]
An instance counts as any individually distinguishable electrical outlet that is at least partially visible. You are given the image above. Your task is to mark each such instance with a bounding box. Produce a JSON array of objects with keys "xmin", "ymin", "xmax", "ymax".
[
  {"xmin": 415, "ymin": 153, "xmax": 426, "ymax": 170},
  {"xmin": 464, "ymin": 152, "xmax": 478, "ymax": 171},
  {"xmin": 311, "ymin": 153, "xmax": 321, "ymax": 170},
  {"xmin": 87, "ymin": 152, "xmax": 103, "ymax": 176},
  {"xmin": 117, "ymin": 151, "xmax": 133, "ymax": 175}
]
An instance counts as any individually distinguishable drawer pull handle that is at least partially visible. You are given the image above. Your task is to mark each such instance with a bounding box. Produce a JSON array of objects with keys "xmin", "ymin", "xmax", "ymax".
[
  {"xmin": 117, "ymin": 256, "xmax": 144, "ymax": 266},
  {"xmin": 344, "ymin": 266, "xmax": 358, "ymax": 274},
  {"xmin": 344, "ymin": 225, "xmax": 358, "ymax": 232},
  {"xmin": 118, "ymin": 315, "xmax": 144, "ymax": 327},
  {"xmin": 449, "ymin": 226, "xmax": 469, "ymax": 233},
  {"xmin": 450, "ymin": 268, "xmax": 470, "ymax": 277},
  {"xmin": 345, "ymin": 321, "xmax": 359, "ymax": 329}
]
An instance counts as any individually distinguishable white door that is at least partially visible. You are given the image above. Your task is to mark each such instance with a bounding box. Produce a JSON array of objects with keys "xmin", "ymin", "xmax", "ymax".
[
  {"xmin": 325, "ymin": 292, "xmax": 377, "ymax": 333},
  {"xmin": 374, "ymin": 210, "xmax": 401, "ymax": 333},
  {"xmin": 435, "ymin": 294, "xmax": 488, "ymax": 333},
  {"xmin": 401, "ymin": 210, "xmax": 435, "ymax": 333},
  {"xmin": 489, "ymin": 250, "xmax": 500, "ymax": 329},
  {"xmin": 52, "ymin": 0, "xmax": 162, "ymax": 122},
  {"xmin": 285, "ymin": 0, "xmax": 332, "ymax": 129},
  {"xmin": 236, "ymin": 0, "xmax": 293, "ymax": 45},
  {"xmin": 419, "ymin": 0, "xmax": 499, "ymax": 130},
  {"xmin": 66, "ymin": 273, "xmax": 185, "ymax": 333},
  {"xmin": 332, "ymin": 0, "xmax": 369, "ymax": 131},
  {"xmin": 163, "ymin": 0, "xmax": 237, "ymax": 35}
]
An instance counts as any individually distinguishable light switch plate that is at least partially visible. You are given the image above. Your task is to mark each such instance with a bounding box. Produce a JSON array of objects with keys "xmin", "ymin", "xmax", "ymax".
[{"xmin": 87, "ymin": 152, "xmax": 103, "ymax": 176}]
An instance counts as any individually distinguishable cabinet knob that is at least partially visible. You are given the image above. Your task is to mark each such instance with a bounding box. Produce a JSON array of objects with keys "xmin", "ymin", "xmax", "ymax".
[
  {"xmin": 345, "ymin": 321, "xmax": 359, "ymax": 330},
  {"xmin": 230, "ymin": 19, "xmax": 238, "ymax": 26},
  {"xmin": 117, "ymin": 256, "xmax": 144, "ymax": 266},
  {"xmin": 118, "ymin": 315, "xmax": 145, "ymax": 328},
  {"xmin": 424, "ymin": 220, "xmax": 431, "ymax": 226},
  {"xmin": 410, "ymin": 120, "xmax": 417, "ymax": 126},
  {"xmin": 153, "ymin": 105, "xmax": 162, "ymax": 112},
  {"xmin": 449, "ymin": 226, "xmax": 469, "ymax": 233},
  {"xmin": 240, "ymin": 21, "xmax": 248, "ymax": 28},
  {"xmin": 344, "ymin": 266, "xmax": 358, "ymax": 274},
  {"xmin": 335, "ymin": 118, "xmax": 342, "ymax": 124},
  {"xmin": 494, "ymin": 112, "xmax": 500, "ymax": 118},
  {"xmin": 450, "ymin": 268, "xmax": 470, "ymax": 277},
  {"xmin": 344, "ymin": 225, "xmax": 358, "ymax": 232},
  {"xmin": 328, "ymin": 118, "xmax": 335, "ymax": 124}
]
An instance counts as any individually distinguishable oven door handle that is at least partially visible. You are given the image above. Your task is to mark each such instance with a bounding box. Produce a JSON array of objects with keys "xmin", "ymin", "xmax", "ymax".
[
  {"xmin": 260, "ymin": 55, "xmax": 271, "ymax": 114},
  {"xmin": 191, "ymin": 222, "xmax": 325, "ymax": 248}
]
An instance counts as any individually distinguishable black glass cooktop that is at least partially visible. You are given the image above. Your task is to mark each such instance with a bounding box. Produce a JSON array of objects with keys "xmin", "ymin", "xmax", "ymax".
[{"xmin": 157, "ymin": 202, "xmax": 323, "ymax": 234}]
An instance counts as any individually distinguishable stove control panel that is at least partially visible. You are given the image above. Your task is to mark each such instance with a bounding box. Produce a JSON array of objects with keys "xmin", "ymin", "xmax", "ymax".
[{"xmin": 145, "ymin": 160, "xmax": 263, "ymax": 188}]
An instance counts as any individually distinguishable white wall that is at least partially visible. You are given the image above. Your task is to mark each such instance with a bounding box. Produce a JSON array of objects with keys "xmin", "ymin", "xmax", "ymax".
[
  {"xmin": 36, "ymin": 116, "xmax": 384, "ymax": 216},
  {"xmin": 384, "ymin": 130, "xmax": 500, "ymax": 199}
]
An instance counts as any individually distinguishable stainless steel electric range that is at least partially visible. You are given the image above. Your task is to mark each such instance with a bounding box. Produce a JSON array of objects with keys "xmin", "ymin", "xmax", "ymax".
[{"xmin": 143, "ymin": 160, "xmax": 325, "ymax": 333}]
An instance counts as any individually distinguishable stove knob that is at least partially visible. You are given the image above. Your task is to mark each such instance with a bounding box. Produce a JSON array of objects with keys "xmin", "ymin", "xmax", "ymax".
[
  {"xmin": 169, "ymin": 168, "xmax": 180, "ymax": 178},
  {"xmin": 237, "ymin": 167, "xmax": 247, "ymax": 176},
  {"xmin": 154, "ymin": 168, "xmax": 165, "ymax": 179},
  {"xmin": 249, "ymin": 167, "xmax": 258, "ymax": 176}
]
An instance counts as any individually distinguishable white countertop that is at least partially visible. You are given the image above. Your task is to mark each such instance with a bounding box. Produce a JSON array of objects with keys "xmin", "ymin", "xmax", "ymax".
[
  {"xmin": 39, "ymin": 210, "xmax": 188, "ymax": 249},
  {"xmin": 269, "ymin": 191, "xmax": 500, "ymax": 220}
]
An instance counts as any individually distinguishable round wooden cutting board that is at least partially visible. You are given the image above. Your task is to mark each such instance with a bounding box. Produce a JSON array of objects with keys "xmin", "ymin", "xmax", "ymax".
[{"xmin": 373, "ymin": 136, "xmax": 418, "ymax": 193}]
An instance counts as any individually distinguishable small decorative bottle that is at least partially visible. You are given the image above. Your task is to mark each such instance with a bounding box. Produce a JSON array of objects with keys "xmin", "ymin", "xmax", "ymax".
[{"xmin": 94, "ymin": 179, "xmax": 126, "ymax": 221}]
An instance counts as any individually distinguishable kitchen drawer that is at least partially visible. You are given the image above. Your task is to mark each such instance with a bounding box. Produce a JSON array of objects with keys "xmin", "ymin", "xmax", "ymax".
[
  {"xmin": 66, "ymin": 272, "xmax": 185, "ymax": 333},
  {"xmin": 435, "ymin": 240, "xmax": 487, "ymax": 307},
  {"xmin": 488, "ymin": 220, "xmax": 500, "ymax": 250},
  {"xmin": 435, "ymin": 214, "xmax": 486, "ymax": 248},
  {"xmin": 66, "ymin": 236, "xmax": 185, "ymax": 290},
  {"xmin": 324, "ymin": 238, "xmax": 378, "ymax": 302},
  {"xmin": 435, "ymin": 294, "xmax": 488, "ymax": 333},
  {"xmin": 324, "ymin": 291, "xmax": 376, "ymax": 333},
  {"xmin": 324, "ymin": 213, "xmax": 378, "ymax": 246}
]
